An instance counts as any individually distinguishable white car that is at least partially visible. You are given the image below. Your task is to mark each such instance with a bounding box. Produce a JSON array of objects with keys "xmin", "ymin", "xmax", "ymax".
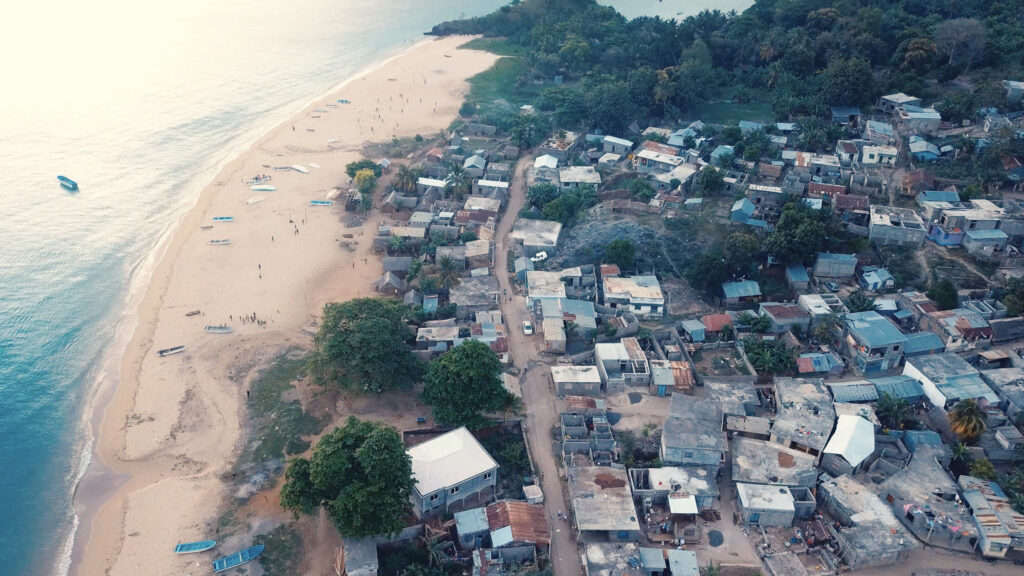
[
  {"xmin": 530, "ymin": 251, "xmax": 548, "ymax": 263},
  {"xmin": 522, "ymin": 320, "xmax": 534, "ymax": 335}
]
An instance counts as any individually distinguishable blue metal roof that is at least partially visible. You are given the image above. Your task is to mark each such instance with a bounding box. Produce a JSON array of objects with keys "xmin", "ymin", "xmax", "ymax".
[
  {"xmin": 454, "ymin": 507, "xmax": 489, "ymax": 536},
  {"xmin": 738, "ymin": 120, "xmax": 764, "ymax": 132},
  {"xmin": 845, "ymin": 311, "xmax": 908, "ymax": 348},
  {"xmin": 903, "ymin": 331, "xmax": 945, "ymax": 355},
  {"xmin": 918, "ymin": 190, "xmax": 961, "ymax": 203},
  {"xmin": 732, "ymin": 198, "xmax": 755, "ymax": 213},
  {"xmin": 871, "ymin": 375, "xmax": 925, "ymax": 401},
  {"xmin": 786, "ymin": 264, "xmax": 810, "ymax": 283},
  {"xmin": 681, "ymin": 319, "xmax": 706, "ymax": 332},
  {"xmin": 863, "ymin": 268, "xmax": 894, "ymax": 286},
  {"xmin": 817, "ymin": 252, "xmax": 857, "ymax": 263},
  {"xmin": 722, "ymin": 280, "xmax": 761, "ymax": 299},
  {"xmin": 829, "ymin": 381, "xmax": 879, "ymax": 402},
  {"xmin": 903, "ymin": 430, "xmax": 943, "ymax": 453},
  {"xmin": 965, "ymin": 229, "xmax": 1008, "ymax": 240},
  {"xmin": 866, "ymin": 120, "xmax": 894, "ymax": 136},
  {"xmin": 745, "ymin": 218, "xmax": 769, "ymax": 229}
]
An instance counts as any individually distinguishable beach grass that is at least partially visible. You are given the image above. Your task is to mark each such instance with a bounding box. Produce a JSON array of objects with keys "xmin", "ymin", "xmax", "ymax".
[
  {"xmin": 245, "ymin": 351, "xmax": 325, "ymax": 464},
  {"xmin": 459, "ymin": 37, "xmax": 525, "ymax": 57},
  {"xmin": 689, "ymin": 100, "xmax": 774, "ymax": 124},
  {"xmin": 465, "ymin": 55, "xmax": 541, "ymax": 107}
]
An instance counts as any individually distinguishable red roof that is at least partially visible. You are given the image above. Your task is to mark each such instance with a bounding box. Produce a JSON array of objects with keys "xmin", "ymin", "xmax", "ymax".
[
  {"xmin": 640, "ymin": 141, "xmax": 682, "ymax": 156},
  {"xmin": 701, "ymin": 313, "xmax": 733, "ymax": 332},
  {"xmin": 762, "ymin": 303, "xmax": 810, "ymax": 320},
  {"xmin": 601, "ymin": 264, "xmax": 621, "ymax": 278},
  {"xmin": 486, "ymin": 501, "xmax": 550, "ymax": 545},
  {"xmin": 809, "ymin": 182, "xmax": 846, "ymax": 196},
  {"xmin": 759, "ymin": 163, "xmax": 783, "ymax": 178},
  {"xmin": 1002, "ymin": 156, "xmax": 1023, "ymax": 171},
  {"xmin": 833, "ymin": 194, "xmax": 870, "ymax": 211},
  {"xmin": 838, "ymin": 141, "xmax": 859, "ymax": 155}
]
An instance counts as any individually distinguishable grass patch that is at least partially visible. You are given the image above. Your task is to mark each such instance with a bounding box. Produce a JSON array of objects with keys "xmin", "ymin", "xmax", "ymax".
[
  {"xmin": 689, "ymin": 101, "xmax": 773, "ymax": 124},
  {"xmin": 466, "ymin": 56, "xmax": 541, "ymax": 107},
  {"xmin": 459, "ymin": 37, "xmax": 525, "ymax": 57},
  {"xmin": 255, "ymin": 523, "xmax": 305, "ymax": 576},
  {"xmin": 479, "ymin": 426, "xmax": 532, "ymax": 499},
  {"xmin": 245, "ymin": 352, "xmax": 325, "ymax": 465}
]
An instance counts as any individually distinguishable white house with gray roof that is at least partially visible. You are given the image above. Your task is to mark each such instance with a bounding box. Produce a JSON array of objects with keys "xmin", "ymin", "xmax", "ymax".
[{"xmin": 408, "ymin": 427, "xmax": 498, "ymax": 518}]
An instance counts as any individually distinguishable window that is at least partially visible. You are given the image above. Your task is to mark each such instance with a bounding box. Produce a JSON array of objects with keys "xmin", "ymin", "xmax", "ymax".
[
  {"xmin": 484, "ymin": 472, "xmax": 492, "ymax": 480},
  {"xmin": 450, "ymin": 486, "xmax": 460, "ymax": 495},
  {"xmin": 429, "ymin": 493, "xmax": 439, "ymax": 502},
  {"xmin": 684, "ymin": 452, "xmax": 693, "ymax": 458},
  {"xmin": 893, "ymin": 345, "xmax": 900, "ymax": 352}
]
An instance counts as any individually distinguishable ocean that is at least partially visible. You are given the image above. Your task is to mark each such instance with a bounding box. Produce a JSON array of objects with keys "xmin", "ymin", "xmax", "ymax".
[{"xmin": 0, "ymin": 1, "xmax": 747, "ymax": 574}]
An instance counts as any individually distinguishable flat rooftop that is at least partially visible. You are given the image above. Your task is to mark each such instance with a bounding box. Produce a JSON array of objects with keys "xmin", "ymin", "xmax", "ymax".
[
  {"xmin": 567, "ymin": 467, "xmax": 641, "ymax": 533},
  {"xmin": 732, "ymin": 436, "xmax": 817, "ymax": 487},
  {"xmin": 773, "ymin": 377, "xmax": 835, "ymax": 452},
  {"xmin": 510, "ymin": 219, "xmax": 562, "ymax": 247}
]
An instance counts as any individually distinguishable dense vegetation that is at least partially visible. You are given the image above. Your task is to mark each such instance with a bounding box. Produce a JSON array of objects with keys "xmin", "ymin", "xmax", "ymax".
[
  {"xmin": 436, "ymin": 0, "xmax": 1024, "ymax": 131},
  {"xmin": 280, "ymin": 417, "xmax": 414, "ymax": 538},
  {"xmin": 422, "ymin": 340, "xmax": 512, "ymax": 429}
]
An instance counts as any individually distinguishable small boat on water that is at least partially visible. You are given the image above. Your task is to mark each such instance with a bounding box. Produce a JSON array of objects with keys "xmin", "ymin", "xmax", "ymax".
[
  {"xmin": 204, "ymin": 325, "xmax": 233, "ymax": 334},
  {"xmin": 250, "ymin": 184, "xmax": 275, "ymax": 192},
  {"xmin": 291, "ymin": 165, "xmax": 309, "ymax": 174},
  {"xmin": 212, "ymin": 545, "xmax": 264, "ymax": 573},
  {"xmin": 157, "ymin": 345, "xmax": 186, "ymax": 357},
  {"xmin": 212, "ymin": 216, "xmax": 235, "ymax": 222},
  {"xmin": 174, "ymin": 540, "xmax": 215, "ymax": 554},
  {"xmin": 208, "ymin": 239, "xmax": 231, "ymax": 246},
  {"xmin": 310, "ymin": 200, "xmax": 333, "ymax": 206},
  {"xmin": 58, "ymin": 175, "xmax": 79, "ymax": 192},
  {"xmin": 246, "ymin": 196, "xmax": 265, "ymax": 205}
]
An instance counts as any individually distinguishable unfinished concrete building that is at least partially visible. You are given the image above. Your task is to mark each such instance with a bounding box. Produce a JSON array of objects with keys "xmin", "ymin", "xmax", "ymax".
[
  {"xmin": 567, "ymin": 467, "xmax": 641, "ymax": 542},
  {"xmin": 771, "ymin": 378, "xmax": 836, "ymax": 459},
  {"xmin": 561, "ymin": 412, "xmax": 615, "ymax": 467}
]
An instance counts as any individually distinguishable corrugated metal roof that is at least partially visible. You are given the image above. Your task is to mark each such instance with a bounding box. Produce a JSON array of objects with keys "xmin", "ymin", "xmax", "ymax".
[
  {"xmin": 845, "ymin": 311, "xmax": 908, "ymax": 348},
  {"xmin": 965, "ymin": 229, "xmax": 1008, "ymax": 240},
  {"xmin": 872, "ymin": 375, "xmax": 925, "ymax": 400},
  {"xmin": 903, "ymin": 331, "xmax": 945, "ymax": 355},
  {"xmin": 486, "ymin": 500, "xmax": 551, "ymax": 545},
  {"xmin": 786, "ymin": 264, "xmax": 810, "ymax": 282},
  {"xmin": 455, "ymin": 507, "xmax": 489, "ymax": 535},
  {"xmin": 722, "ymin": 280, "xmax": 761, "ymax": 299},
  {"xmin": 829, "ymin": 382, "xmax": 879, "ymax": 402},
  {"xmin": 824, "ymin": 415, "xmax": 875, "ymax": 467}
]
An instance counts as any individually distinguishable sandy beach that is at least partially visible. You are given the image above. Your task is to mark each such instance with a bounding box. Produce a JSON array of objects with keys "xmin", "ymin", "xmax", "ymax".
[{"xmin": 72, "ymin": 35, "xmax": 497, "ymax": 576}]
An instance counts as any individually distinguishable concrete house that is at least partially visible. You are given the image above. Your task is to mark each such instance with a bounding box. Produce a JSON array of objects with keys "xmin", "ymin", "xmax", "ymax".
[
  {"xmin": 661, "ymin": 393, "xmax": 727, "ymax": 469},
  {"xmin": 843, "ymin": 311, "xmax": 908, "ymax": 375},
  {"xmin": 711, "ymin": 144, "xmax": 735, "ymax": 165},
  {"xmin": 525, "ymin": 270, "xmax": 567, "ymax": 308},
  {"xmin": 863, "ymin": 120, "xmax": 896, "ymax": 145},
  {"xmin": 464, "ymin": 154, "xmax": 487, "ymax": 178},
  {"xmin": 909, "ymin": 135, "xmax": 941, "ymax": 161},
  {"xmin": 731, "ymin": 436, "xmax": 817, "ymax": 489},
  {"xmin": 680, "ymin": 319, "xmax": 706, "ymax": 343},
  {"xmin": 903, "ymin": 353, "xmax": 998, "ymax": 409},
  {"xmin": 958, "ymin": 474, "xmax": 1024, "ymax": 558},
  {"xmin": 817, "ymin": 474, "xmax": 919, "ymax": 570},
  {"xmin": 813, "ymin": 253, "xmax": 857, "ymax": 279},
  {"xmin": 919, "ymin": 308, "xmax": 992, "ymax": 352},
  {"xmin": 629, "ymin": 466, "xmax": 719, "ymax": 514},
  {"xmin": 897, "ymin": 106, "xmax": 942, "ymax": 133},
  {"xmin": 757, "ymin": 302, "xmax": 811, "ymax": 334},
  {"xmin": 860, "ymin": 145, "xmax": 898, "ymax": 166},
  {"xmin": 594, "ymin": 337, "xmax": 650, "ymax": 390},
  {"xmin": 831, "ymin": 106, "xmax": 863, "ymax": 126},
  {"xmin": 1005, "ymin": 80, "xmax": 1024, "ymax": 102},
  {"xmin": 559, "ymin": 166, "xmax": 601, "ymax": 191},
  {"xmin": 821, "ymin": 415, "xmax": 875, "ymax": 477},
  {"xmin": 869, "ymin": 206, "xmax": 927, "ymax": 246},
  {"xmin": 537, "ymin": 131, "xmax": 580, "ymax": 162},
  {"xmin": 510, "ymin": 219, "xmax": 562, "ymax": 258},
  {"xmin": 634, "ymin": 149, "xmax": 685, "ymax": 174},
  {"xmin": 963, "ymin": 229, "xmax": 1009, "ymax": 260},
  {"xmin": 859, "ymin": 267, "xmax": 895, "ymax": 291},
  {"xmin": 448, "ymin": 276, "xmax": 500, "ymax": 320},
  {"xmin": 835, "ymin": 139, "xmax": 861, "ymax": 163},
  {"xmin": 567, "ymin": 467, "xmax": 641, "ymax": 542},
  {"xmin": 722, "ymin": 280, "xmax": 761, "ymax": 306},
  {"xmin": 551, "ymin": 365, "xmax": 603, "ymax": 397},
  {"xmin": 542, "ymin": 317, "xmax": 566, "ymax": 353},
  {"xmin": 455, "ymin": 507, "xmax": 490, "ymax": 550},
  {"xmin": 539, "ymin": 298, "xmax": 597, "ymax": 338},
  {"xmin": 603, "ymin": 275, "xmax": 664, "ymax": 319},
  {"xmin": 602, "ymin": 135, "xmax": 634, "ymax": 155},
  {"xmin": 771, "ymin": 378, "xmax": 835, "ymax": 458},
  {"xmin": 786, "ymin": 264, "xmax": 810, "ymax": 290},
  {"xmin": 408, "ymin": 427, "xmax": 499, "ymax": 518},
  {"xmin": 736, "ymin": 483, "xmax": 796, "ymax": 527},
  {"xmin": 878, "ymin": 92, "xmax": 921, "ymax": 114},
  {"xmin": 730, "ymin": 198, "xmax": 755, "ymax": 222},
  {"xmin": 416, "ymin": 176, "xmax": 447, "ymax": 196}
]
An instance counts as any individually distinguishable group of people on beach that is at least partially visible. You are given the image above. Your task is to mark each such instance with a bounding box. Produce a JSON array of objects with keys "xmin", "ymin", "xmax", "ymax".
[{"xmin": 231, "ymin": 313, "xmax": 266, "ymax": 328}]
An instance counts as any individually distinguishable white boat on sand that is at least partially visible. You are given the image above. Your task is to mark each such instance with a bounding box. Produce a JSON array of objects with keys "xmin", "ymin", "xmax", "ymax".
[
  {"xmin": 204, "ymin": 325, "xmax": 233, "ymax": 334},
  {"xmin": 250, "ymin": 185, "xmax": 275, "ymax": 192},
  {"xmin": 208, "ymin": 239, "xmax": 231, "ymax": 246},
  {"xmin": 246, "ymin": 196, "xmax": 265, "ymax": 205},
  {"xmin": 291, "ymin": 165, "xmax": 309, "ymax": 174}
]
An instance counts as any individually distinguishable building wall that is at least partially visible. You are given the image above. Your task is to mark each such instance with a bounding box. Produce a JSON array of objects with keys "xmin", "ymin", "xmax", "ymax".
[
  {"xmin": 555, "ymin": 379, "xmax": 602, "ymax": 397},
  {"xmin": 660, "ymin": 437, "xmax": 724, "ymax": 467},
  {"xmin": 869, "ymin": 223, "xmax": 926, "ymax": 246},
  {"xmin": 739, "ymin": 504, "xmax": 795, "ymax": 527},
  {"xmin": 414, "ymin": 469, "xmax": 498, "ymax": 518}
]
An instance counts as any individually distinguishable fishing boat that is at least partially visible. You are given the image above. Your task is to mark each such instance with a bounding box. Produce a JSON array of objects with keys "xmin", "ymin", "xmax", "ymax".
[
  {"xmin": 212, "ymin": 216, "xmax": 235, "ymax": 222},
  {"xmin": 309, "ymin": 200, "xmax": 333, "ymax": 206},
  {"xmin": 246, "ymin": 196, "xmax": 266, "ymax": 205},
  {"xmin": 291, "ymin": 165, "xmax": 309, "ymax": 174},
  {"xmin": 326, "ymin": 188, "xmax": 341, "ymax": 200},
  {"xmin": 157, "ymin": 345, "xmax": 186, "ymax": 357},
  {"xmin": 272, "ymin": 166, "xmax": 292, "ymax": 171},
  {"xmin": 308, "ymin": 162, "xmax": 320, "ymax": 169},
  {"xmin": 250, "ymin": 184, "xmax": 275, "ymax": 192},
  {"xmin": 200, "ymin": 225, "xmax": 213, "ymax": 231},
  {"xmin": 58, "ymin": 175, "xmax": 79, "ymax": 192},
  {"xmin": 204, "ymin": 325, "xmax": 233, "ymax": 334},
  {"xmin": 185, "ymin": 310, "xmax": 201, "ymax": 317},
  {"xmin": 244, "ymin": 175, "xmax": 271, "ymax": 185},
  {"xmin": 174, "ymin": 540, "xmax": 215, "ymax": 554},
  {"xmin": 212, "ymin": 545, "xmax": 264, "ymax": 572},
  {"xmin": 208, "ymin": 239, "xmax": 231, "ymax": 246},
  {"xmin": 337, "ymin": 98, "xmax": 350, "ymax": 104}
]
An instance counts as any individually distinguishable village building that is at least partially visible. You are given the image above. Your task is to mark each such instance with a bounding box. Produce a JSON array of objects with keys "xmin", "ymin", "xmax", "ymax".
[
  {"xmin": 602, "ymin": 135, "xmax": 634, "ymax": 155},
  {"xmin": 771, "ymin": 378, "xmax": 835, "ymax": 458},
  {"xmin": 902, "ymin": 331, "xmax": 946, "ymax": 358},
  {"xmin": 549, "ymin": 365, "xmax": 603, "ymax": 397},
  {"xmin": 485, "ymin": 500, "xmax": 551, "ymax": 554},
  {"xmin": 919, "ymin": 307, "xmax": 992, "ymax": 351},
  {"xmin": 817, "ymin": 474, "xmax": 919, "ymax": 570},
  {"xmin": 583, "ymin": 543, "xmax": 643, "ymax": 576},
  {"xmin": 567, "ymin": 466, "xmax": 641, "ymax": 542},
  {"xmin": 903, "ymin": 353, "xmax": 998, "ymax": 409},
  {"xmin": 629, "ymin": 466, "xmax": 719, "ymax": 514},
  {"xmin": 785, "ymin": 264, "xmax": 810, "ymax": 291},
  {"xmin": 842, "ymin": 311, "xmax": 908, "ymax": 375},
  {"xmin": 731, "ymin": 436, "xmax": 817, "ymax": 489},
  {"xmin": 869, "ymin": 205, "xmax": 927, "ymax": 246},
  {"xmin": 416, "ymin": 176, "xmax": 447, "ymax": 196},
  {"xmin": 408, "ymin": 427, "xmax": 499, "ymax": 518},
  {"xmin": 701, "ymin": 313, "xmax": 733, "ymax": 337},
  {"xmin": 896, "ymin": 105, "xmax": 942, "ymax": 133},
  {"xmin": 859, "ymin": 266, "xmax": 895, "ymax": 291},
  {"xmin": 736, "ymin": 483, "xmax": 796, "ymax": 527},
  {"xmin": 449, "ymin": 276, "xmax": 500, "ymax": 320},
  {"xmin": 525, "ymin": 270, "xmax": 567, "ymax": 308},
  {"xmin": 757, "ymin": 302, "xmax": 811, "ymax": 334},
  {"xmin": 813, "ymin": 252, "xmax": 857, "ymax": 280},
  {"xmin": 878, "ymin": 92, "xmax": 922, "ymax": 114},
  {"xmin": 594, "ymin": 337, "xmax": 650, "ymax": 390},
  {"xmin": 539, "ymin": 297, "xmax": 597, "ymax": 337},
  {"xmin": 602, "ymin": 275, "xmax": 665, "ymax": 319},
  {"xmin": 958, "ymin": 474, "xmax": 1024, "ymax": 558},
  {"xmin": 559, "ymin": 165, "xmax": 602, "ymax": 191},
  {"xmin": 661, "ymin": 393, "xmax": 727, "ymax": 469},
  {"xmin": 831, "ymin": 106, "xmax": 863, "ymax": 127},
  {"xmin": 821, "ymin": 415, "xmax": 875, "ymax": 477},
  {"xmin": 863, "ymin": 120, "xmax": 896, "ymax": 145},
  {"xmin": 537, "ymin": 131, "xmax": 580, "ymax": 162},
  {"xmin": 860, "ymin": 144, "xmax": 898, "ymax": 166},
  {"xmin": 1006, "ymin": 79, "xmax": 1024, "ymax": 102},
  {"xmin": 798, "ymin": 293, "xmax": 848, "ymax": 324},
  {"xmin": 510, "ymin": 219, "xmax": 562, "ymax": 258},
  {"xmin": 730, "ymin": 198, "xmax": 756, "ymax": 222},
  {"xmin": 908, "ymin": 135, "xmax": 941, "ymax": 161},
  {"xmin": 721, "ymin": 280, "xmax": 761, "ymax": 306}
]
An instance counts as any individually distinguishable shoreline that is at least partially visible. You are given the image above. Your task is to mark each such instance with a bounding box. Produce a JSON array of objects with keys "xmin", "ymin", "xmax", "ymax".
[{"xmin": 70, "ymin": 35, "xmax": 497, "ymax": 576}]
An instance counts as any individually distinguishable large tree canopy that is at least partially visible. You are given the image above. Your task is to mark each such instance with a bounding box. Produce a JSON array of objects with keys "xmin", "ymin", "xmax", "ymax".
[
  {"xmin": 422, "ymin": 340, "xmax": 510, "ymax": 429},
  {"xmin": 280, "ymin": 417, "xmax": 414, "ymax": 538},
  {"xmin": 765, "ymin": 201, "xmax": 826, "ymax": 266},
  {"xmin": 310, "ymin": 298, "xmax": 422, "ymax": 392}
]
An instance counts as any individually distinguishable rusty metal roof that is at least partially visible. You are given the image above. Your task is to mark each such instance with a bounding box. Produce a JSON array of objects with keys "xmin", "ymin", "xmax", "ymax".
[{"xmin": 486, "ymin": 500, "xmax": 550, "ymax": 545}]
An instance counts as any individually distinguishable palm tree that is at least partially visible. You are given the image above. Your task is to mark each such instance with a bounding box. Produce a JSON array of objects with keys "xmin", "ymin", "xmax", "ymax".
[
  {"xmin": 389, "ymin": 235, "xmax": 407, "ymax": 255},
  {"xmin": 394, "ymin": 164, "xmax": 416, "ymax": 193},
  {"xmin": 445, "ymin": 165, "xmax": 470, "ymax": 201},
  {"xmin": 421, "ymin": 534, "xmax": 446, "ymax": 568},
  {"xmin": 948, "ymin": 399, "xmax": 986, "ymax": 443},
  {"xmin": 846, "ymin": 290, "xmax": 877, "ymax": 313},
  {"xmin": 950, "ymin": 441, "xmax": 970, "ymax": 476},
  {"xmin": 876, "ymin": 392, "xmax": 908, "ymax": 430},
  {"xmin": 436, "ymin": 255, "xmax": 460, "ymax": 289},
  {"xmin": 501, "ymin": 393, "xmax": 524, "ymax": 424}
]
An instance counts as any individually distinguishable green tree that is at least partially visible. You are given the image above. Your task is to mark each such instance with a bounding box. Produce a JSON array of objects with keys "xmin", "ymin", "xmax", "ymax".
[
  {"xmin": 280, "ymin": 417, "xmax": 413, "ymax": 538},
  {"xmin": 846, "ymin": 290, "xmax": 877, "ymax": 313},
  {"xmin": 876, "ymin": 393, "xmax": 909, "ymax": 430},
  {"xmin": 742, "ymin": 336, "xmax": 796, "ymax": 374},
  {"xmin": 422, "ymin": 340, "xmax": 509, "ymax": 429},
  {"xmin": 354, "ymin": 168, "xmax": 378, "ymax": 196},
  {"xmin": 436, "ymin": 255, "xmax": 460, "ymax": 289},
  {"xmin": 686, "ymin": 250, "xmax": 727, "ymax": 295},
  {"xmin": 927, "ymin": 279, "xmax": 958, "ymax": 311},
  {"xmin": 445, "ymin": 166, "xmax": 470, "ymax": 201},
  {"xmin": 310, "ymin": 298, "xmax": 422, "ymax": 392},
  {"xmin": 737, "ymin": 312, "xmax": 772, "ymax": 334},
  {"xmin": 969, "ymin": 458, "xmax": 997, "ymax": 480},
  {"xmin": 628, "ymin": 179, "xmax": 655, "ymax": 202},
  {"xmin": 724, "ymin": 233, "xmax": 760, "ymax": 275},
  {"xmin": 765, "ymin": 201, "xmax": 825, "ymax": 265},
  {"xmin": 394, "ymin": 164, "xmax": 417, "ymax": 193},
  {"xmin": 948, "ymin": 399, "xmax": 985, "ymax": 444},
  {"xmin": 812, "ymin": 314, "xmax": 838, "ymax": 344},
  {"xmin": 527, "ymin": 182, "xmax": 559, "ymax": 209},
  {"xmin": 819, "ymin": 56, "xmax": 876, "ymax": 106},
  {"xmin": 605, "ymin": 239, "xmax": 635, "ymax": 270},
  {"xmin": 346, "ymin": 159, "xmax": 382, "ymax": 179},
  {"xmin": 696, "ymin": 166, "xmax": 725, "ymax": 195},
  {"xmin": 701, "ymin": 559, "xmax": 722, "ymax": 576}
]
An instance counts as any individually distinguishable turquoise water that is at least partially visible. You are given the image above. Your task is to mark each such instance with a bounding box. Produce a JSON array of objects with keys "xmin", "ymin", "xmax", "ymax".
[{"xmin": 0, "ymin": 1, "xmax": 747, "ymax": 574}]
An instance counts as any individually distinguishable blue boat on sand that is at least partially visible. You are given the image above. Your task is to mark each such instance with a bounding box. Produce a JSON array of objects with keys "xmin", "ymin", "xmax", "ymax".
[
  {"xmin": 174, "ymin": 540, "xmax": 216, "ymax": 554},
  {"xmin": 212, "ymin": 545, "xmax": 264, "ymax": 572},
  {"xmin": 58, "ymin": 175, "xmax": 78, "ymax": 192},
  {"xmin": 309, "ymin": 200, "xmax": 332, "ymax": 206}
]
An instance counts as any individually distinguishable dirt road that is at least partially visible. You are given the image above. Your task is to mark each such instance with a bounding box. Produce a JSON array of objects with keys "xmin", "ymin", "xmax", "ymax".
[{"xmin": 494, "ymin": 155, "xmax": 581, "ymax": 576}]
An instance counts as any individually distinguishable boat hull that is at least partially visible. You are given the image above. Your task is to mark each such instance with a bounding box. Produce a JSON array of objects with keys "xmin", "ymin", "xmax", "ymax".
[
  {"xmin": 174, "ymin": 540, "xmax": 216, "ymax": 554},
  {"xmin": 58, "ymin": 176, "xmax": 79, "ymax": 192},
  {"xmin": 212, "ymin": 545, "xmax": 264, "ymax": 572},
  {"xmin": 157, "ymin": 346, "xmax": 186, "ymax": 357}
]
